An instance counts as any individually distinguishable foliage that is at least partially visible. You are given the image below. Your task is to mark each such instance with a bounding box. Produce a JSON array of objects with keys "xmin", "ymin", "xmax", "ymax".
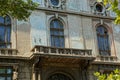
[
  {"xmin": 94, "ymin": 69, "xmax": 120, "ymax": 80},
  {"xmin": 97, "ymin": 0, "xmax": 120, "ymax": 24},
  {"xmin": 0, "ymin": 0, "xmax": 38, "ymax": 20}
]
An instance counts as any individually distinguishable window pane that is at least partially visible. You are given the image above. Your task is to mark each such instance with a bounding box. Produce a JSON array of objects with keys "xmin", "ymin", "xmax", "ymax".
[
  {"xmin": 54, "ymin": 31, "xmax": 59, "ymax": 35},
  {"xmin": 53, "ymin": 21, "xmax": 58, "ymax": 28},
  {"xmin": 59, "ymin": 31, "xmax": 64, "ymax": 35},
  {"xmin": 50, "ymin": 19, "xmax": 64, "ymax": 48},
  {"xmin": 97, "ymin": 26, "xmax": 110, "ymax": 55},
  {"xmin": 0, "ymin": 26, "xmax": 5, "ymax": 42},
  {"xmin": 0, "ymin": 16, "xmax": 4, "ymax": 24},
  {"xmin": 6, "ymin": 27, "xmax": 11, "ymax": 42},
  {"xmin": 7, "ymin": 69, "xmax": 12, "ymax": 74},
  {"xmin": 7, "ymin": 77, "xmax": 11, "ymax": 80},
  {"xmin": 51, "ymin": 36, "xmax": 54, "ymax": 46},
  {"xmin": 0, "ymin": 16, "xmax": 11, "ymax": 48},
  {"xmin": 54, "ymin": 37, "xmax": 60, "ymax": 47},
  {"xmin": 0, "ymin": 69, "xmax": 5, "ymax": 74},
  {"xmin": 0, "ymin": 77, "xmax": 5, "ymax": 80},
  {"xmin": 0, "ymin": 44, "xmax": 6, "ymax": 48},
  {"xmin": 5, "ymin": 16, "xmax": 11, "ymax": 25},
  {"xmin": 60, "ymin": 37, "xmax": 64, "ymax": 47}
]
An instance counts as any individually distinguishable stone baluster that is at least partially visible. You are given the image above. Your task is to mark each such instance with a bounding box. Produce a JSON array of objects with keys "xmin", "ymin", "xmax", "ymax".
[
  {"xmin": 5, "ymin": 50, "xmax": 8, "ymax": 55},
  {"xmin": 0, "ymin": 50, "xmax": 1, "ymax": 55}
]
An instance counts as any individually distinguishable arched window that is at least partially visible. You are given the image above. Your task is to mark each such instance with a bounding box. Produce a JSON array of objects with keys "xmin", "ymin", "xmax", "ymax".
[
  {"xmin": 0, "ymin": 15, "xmax": 11, "ymax": 48},
  {"xmin": 50, "ymin": 19, "xmax": 64, "ymax": 48},
  {"xmin": 96, "ymin": 25, "xmax": 110, "ymax": 56},
  {"xmin": 48, "ymin": 73, "xmax": 71, "ymax": 80}
]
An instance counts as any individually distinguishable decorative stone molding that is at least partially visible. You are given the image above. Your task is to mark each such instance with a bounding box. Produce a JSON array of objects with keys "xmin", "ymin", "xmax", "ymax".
[
  {"xmin": 89, "ymin": 1, "xmax": 109, "ymax": 16},
  {"xmin": 13, "ymin": 65, "xmax": 18, "ymax": 80},
  {"xmin": 45, "ymin": 0, "xmax": 66, "ymax": 10}
]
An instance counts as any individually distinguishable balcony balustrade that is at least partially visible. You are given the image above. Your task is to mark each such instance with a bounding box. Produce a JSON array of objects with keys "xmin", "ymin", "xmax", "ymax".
[
  {"xmin": 96, "ymin": 55, "xmax": 118, "ymax": 62},
  {"xmin": 0, "ymin": 48, "xmax": 17, "ymax": 56},
  {"xmin": 32, "ymin": 45, "xmax": 93, "ymax": 58}
]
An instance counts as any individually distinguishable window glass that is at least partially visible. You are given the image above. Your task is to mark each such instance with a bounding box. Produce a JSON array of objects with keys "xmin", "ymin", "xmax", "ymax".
[
  {"xmin": 50, "ymin": 0, "xmax": 59, "ymax": 6},
  {"xmin": 96, "ymin": 26, "xmax": 110, "ymax": 55},
  {"xmin": 0, "ymin": 16, "xmax": 4, "ymax": 24},
  {"xmin": 6, "ymin": 27, "xmax": 11, "ymax": 42},
  {"xmin": 96, "ymin": 4, "xmax": 103, "ymax": 12},
  {"xmin": 7, "ymin": 77, "xmax": 11, "ymax": 80},
  {"xmin": 0, "ymin": 67, "xmax": 13, "ymax": 80},
  {"xmin": 0, "ymin": 16, "xmax": 11, "ymax": 48},
  {"xmin": 5, "ymin": 16, "xmax": 11, "ymax": 25},
  {"xmin": 0, "ymin": 69, "xmax": 6, "ymax": 74},
  {"xmin": 0, "ymin": 77, "xmax": 5, "ymax": 80},
  {"xmin": 7, "ymin": 69, "xmax": 12, "ymax": 74},
  {"xmin": 0, "ymin": 26, "xmax": 5, "ymax": 42},
  {"xmin": 50, "ymin": 19, "xmax": 64, "ymax": 48}
]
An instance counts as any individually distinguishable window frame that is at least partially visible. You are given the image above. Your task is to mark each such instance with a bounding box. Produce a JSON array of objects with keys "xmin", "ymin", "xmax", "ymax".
[
  {"xmin": 0, "ymin": 66, "xmax": 13, "ymax": 80},
  {"xmin": 49, "ymin": 0, "xmax": 61, "ymax": 7},
  {"xmin": 93, "ymin": 2, "xmax": 105, "ymax": 14},
  {"xmin": 50, "ymin": 19, "xmax": 65, "ymax": 48},
  {"xmin": 0, "ymin": 15, "xmax": 11, "ymax": 48},
  {"xmin": 96, "ymin": 25, "xmax": 111, "ymax": 56}
]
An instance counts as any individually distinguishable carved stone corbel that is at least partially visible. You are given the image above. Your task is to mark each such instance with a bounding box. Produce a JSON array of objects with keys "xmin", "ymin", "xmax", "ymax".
[{"xmin": 13, "ymin": 65, "xmax": 18, "ymax": 80}]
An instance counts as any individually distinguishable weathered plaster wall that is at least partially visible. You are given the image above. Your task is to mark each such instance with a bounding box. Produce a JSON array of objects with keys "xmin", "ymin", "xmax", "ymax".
[
  {"xmin": 66, "ymin": 0, "xmax": 90, "ymax": 12},
  {"xmin": 112, "ymin": 24, "xmax": 120, "ymax": 60},
  {"xmin": 81, "ymin": 17, "xmax": 96, "ymax": 55},
  {"xmin": 30, "ymin": 11, "xmax": 47, "ymax": 47},
  {"xmin": 67, "ymin": 15, "xmax": 84, "ymax": 49},
  {"xmin": 11, "ymin": 19, "xmax": 17, "ymax": 49},
  {"xmin": 17, "ymin": 20, "xmax": 31, "ymax": 55}
]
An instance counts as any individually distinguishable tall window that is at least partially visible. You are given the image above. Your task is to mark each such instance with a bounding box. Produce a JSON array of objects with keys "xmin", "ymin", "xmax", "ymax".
[
  {"xmin": 50, "ymin": 19, "xmax": 65, "ymax": 47},
  {"xmin": 48, "ymin": 73, "xmax": 71, "ymax": 80},
  {"xmin": 0, "ymin": 67, "xmax": 13, "ymax": 80},
  {"xmin": 0, "ymin": 15, "xmax": 11, "ymax": 48},
  {"xmin": 96, "ymin": 25, "xmax": 110, "ymax": 56}
]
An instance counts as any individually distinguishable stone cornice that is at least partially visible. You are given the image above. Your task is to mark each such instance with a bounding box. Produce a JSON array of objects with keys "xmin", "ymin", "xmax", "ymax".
[{"xmin": 36, "ymin": 7, "xmax": 115, "ymax": 20}]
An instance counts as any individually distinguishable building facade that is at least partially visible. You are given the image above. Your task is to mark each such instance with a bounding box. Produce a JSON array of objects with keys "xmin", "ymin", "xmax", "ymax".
[{"xmin": 0, "ymin": 0, "xmax": 120, "ymax": 80}]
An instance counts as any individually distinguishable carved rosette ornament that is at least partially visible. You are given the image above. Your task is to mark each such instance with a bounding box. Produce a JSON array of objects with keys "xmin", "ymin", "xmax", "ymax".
[{"xmin": 45, "ymin": 0, "xmax": 66, "ymax": 10}]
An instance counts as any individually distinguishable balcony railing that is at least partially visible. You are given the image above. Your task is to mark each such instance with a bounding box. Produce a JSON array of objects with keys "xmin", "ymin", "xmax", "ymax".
[
  {"xmin": 32, "ymin": 45, "xmax": 93, "ymax": 57},
  {"xmin": 96, "ymin": 56, "xmax": 118, "ymax": 62},
  {"xmin": 0, "ymin": 48, "xmax": 18, "ymax": 56}
]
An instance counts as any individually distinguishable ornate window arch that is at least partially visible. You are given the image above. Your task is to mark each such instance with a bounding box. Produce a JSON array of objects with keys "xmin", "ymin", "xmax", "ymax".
[
  {"xmin": 50, "ymin": 19, "xmax": 65, "ymax": 48},
  {"xmin": 96, "ymin": 25, "xmax": 110, "ymax": 56},
  {"xmin": 0, "ymin": 15, "xmax": 11, "ymax": 48},
  {"xmin": 48, "ymin": 73, "xmax": 72, "ymax": 80}
]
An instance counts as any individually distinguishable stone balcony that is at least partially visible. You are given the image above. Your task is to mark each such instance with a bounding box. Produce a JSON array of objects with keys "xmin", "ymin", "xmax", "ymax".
[
  {"xmin": 0, "ymin": 48, "xmax": 18, "ymax": 56},
  {"xmin": 31, "ymin": 45, "xmax": 95, "ymax": 63},
  {"xmin": 93, "ymin": 55, "xmax": 120, "ymax": 65},
  {"xmin": 96, "ymin": 56, "xmax": 118, "ymax": 62}
]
